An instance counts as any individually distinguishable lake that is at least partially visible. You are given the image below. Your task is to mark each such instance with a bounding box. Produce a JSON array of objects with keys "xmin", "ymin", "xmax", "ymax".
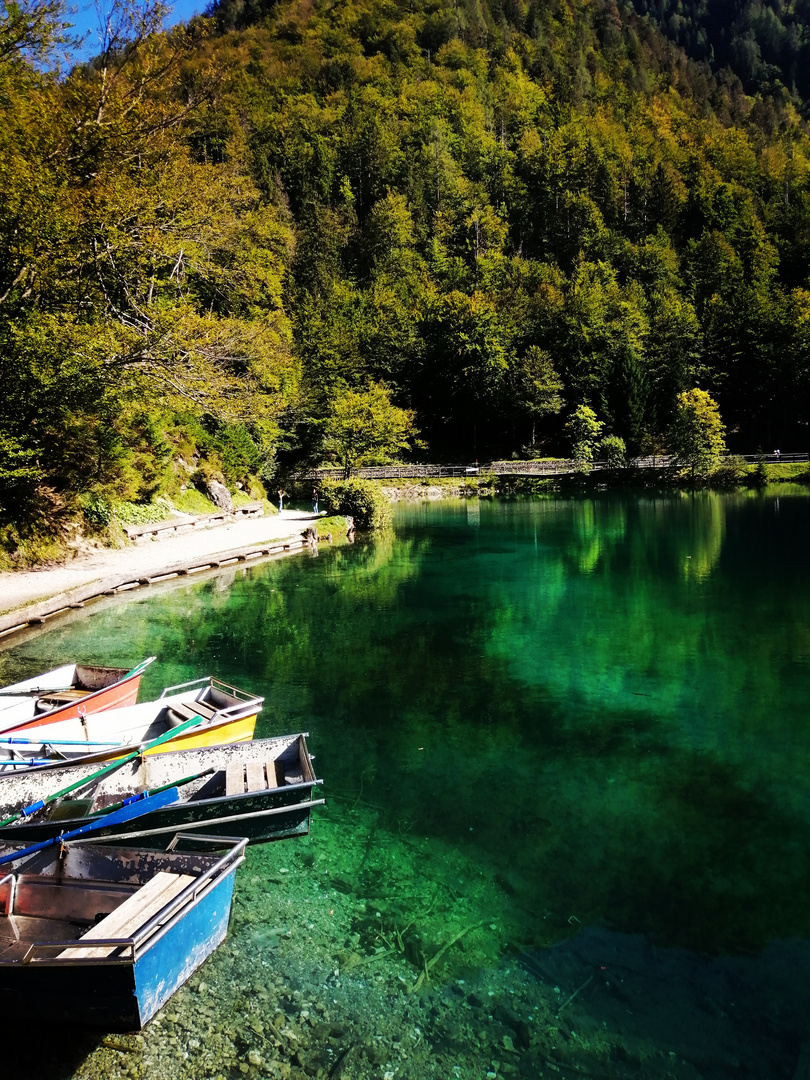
[{"xmin": 1, "ymin": 489, "xmax": 809, "ymax": 1079}]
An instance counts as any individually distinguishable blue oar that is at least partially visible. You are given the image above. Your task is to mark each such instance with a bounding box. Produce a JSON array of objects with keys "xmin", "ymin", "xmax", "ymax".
[
  {"xmin": 0, "ymin": 738, "xmax": 123, "ymax": 747},
  {"xmin": 0, "ymin": 760, "xmax": 62, "ymax": 769},
  {"xmin": 0, "ymin": 787, "xmax": 180, "ymax": 866}
]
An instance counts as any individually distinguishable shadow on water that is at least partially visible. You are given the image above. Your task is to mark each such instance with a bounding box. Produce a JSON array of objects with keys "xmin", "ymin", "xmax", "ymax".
[
  {"xmin": 0, "ymin": 1021, "xmax": 102, "ymax": 1077},
  {"xmin": 518, "ymin": 925, "xmax": 810, "ymax": 1077}
]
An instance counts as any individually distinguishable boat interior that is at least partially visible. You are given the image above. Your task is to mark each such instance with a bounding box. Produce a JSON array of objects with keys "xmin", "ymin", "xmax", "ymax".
[
  {"xmin": 0, "ymin": 844, "xmax": 231, "ymax": 964},
  {"xmin": 33, "ymin": 665, "xmax": 130, "ymax": 713},
  {"xmin": 0, "ymin": 872, "xmax": 150, "ymax": 959},
  {"xmin": 0, "ymin": 735, "xmax": 315, "ymax": 823},
  {"xmin": 73, "ymin": 666, "xmax": 130, "ymax": 691}
]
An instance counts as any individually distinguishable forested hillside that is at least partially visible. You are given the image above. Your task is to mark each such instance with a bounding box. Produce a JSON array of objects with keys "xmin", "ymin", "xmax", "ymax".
[
  {"xmin": 628, "ymin": 0, "xmax": 810, "ymax": 105},
  {"xmin": 2, "ymin": 0, "xmax": 810, "ymax": 554}
]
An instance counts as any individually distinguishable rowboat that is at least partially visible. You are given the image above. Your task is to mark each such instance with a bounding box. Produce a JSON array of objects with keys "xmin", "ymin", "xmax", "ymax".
[
  {"xmin": 0, "ymin": 734, "xmax": 323, "ymax": 845},
  {"xmin": 0, "ymin": 657, "xmax": 155, "ymax": 732},
  {"xmin": 0, "ymin": 677, "xmax": 263, "ymax": 770},
  {"xmin": 0, "ymin": 833, "xmax": 247, "ymax": 1030}
]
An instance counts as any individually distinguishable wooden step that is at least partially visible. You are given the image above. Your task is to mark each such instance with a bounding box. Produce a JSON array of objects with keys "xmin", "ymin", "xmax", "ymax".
[
  {"xmin": 225, "ymin": 761, "xmax": 245, "ymax": 796},
  {"xmin": 245, "ymin": 761, "xmax": 265, "ymax": 792},
  {"xmin": 41, "ymin": 689, "xmax": 87, "ymax": 703},
  {"xmin": 35, "ymin": 689, "xmax": 88, "ymax": 712},
  {"xmin": 184, "ymin": 699, "xmax": 217, "ymax": 720}
]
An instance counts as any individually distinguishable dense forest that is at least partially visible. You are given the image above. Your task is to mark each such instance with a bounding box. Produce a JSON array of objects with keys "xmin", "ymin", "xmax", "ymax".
[
  {"xmin": 2, "ymin": 0, "xmax": 810, "ymax": 553},
  {"xmin": 628, "ymin": 0, "xmax": 810, "ymax": 104}
]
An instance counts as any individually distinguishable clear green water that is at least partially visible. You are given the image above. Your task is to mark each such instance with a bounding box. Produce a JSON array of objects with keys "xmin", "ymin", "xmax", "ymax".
[{"xmin": 3, "ymin": 490, "xmax": 810, "ymax": 1078}]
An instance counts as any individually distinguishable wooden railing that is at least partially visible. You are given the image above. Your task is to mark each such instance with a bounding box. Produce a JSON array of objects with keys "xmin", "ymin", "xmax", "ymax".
[{"xmin": 294, "ymin": 453, "xmax": 807, "ymax": 481}]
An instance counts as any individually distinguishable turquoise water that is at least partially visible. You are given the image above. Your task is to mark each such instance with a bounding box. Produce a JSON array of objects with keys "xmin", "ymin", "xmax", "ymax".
[{"xmin": 2, "ymin": 490, "xmax": 810, "ymax": 1077}]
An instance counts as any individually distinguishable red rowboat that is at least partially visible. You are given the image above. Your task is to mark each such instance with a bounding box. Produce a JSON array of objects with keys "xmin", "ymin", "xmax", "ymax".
[{"xmin": 0, "ymin": 658, "xmax": 155, "ymax": 734}]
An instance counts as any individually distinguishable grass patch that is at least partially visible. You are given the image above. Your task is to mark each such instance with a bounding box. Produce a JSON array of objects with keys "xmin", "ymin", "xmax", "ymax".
[
  {"xmin": 0, "ymin": 532, "xmax": 66, "ymax": 570},
  {"xmin": 756, "ymin": 461, "xmax": 810, "ymax": 483},
  {"xmin": 170, "ymin": 489, "xmax": 219, "ymax": 516},
  {"xmin": 312, "ymin": 515, "xmax": 348, "ymax": 539}
]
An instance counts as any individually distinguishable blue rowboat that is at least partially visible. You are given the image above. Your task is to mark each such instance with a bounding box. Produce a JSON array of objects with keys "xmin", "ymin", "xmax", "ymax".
[{"xmin": 0, "ymin": 833, "xmax": 247, "ymax": 1030}]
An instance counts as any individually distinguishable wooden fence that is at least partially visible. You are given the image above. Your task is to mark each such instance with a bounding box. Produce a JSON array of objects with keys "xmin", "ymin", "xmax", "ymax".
[{"xmin": 294, "ymin": 452, "xmax": 807, "ymax": 482}]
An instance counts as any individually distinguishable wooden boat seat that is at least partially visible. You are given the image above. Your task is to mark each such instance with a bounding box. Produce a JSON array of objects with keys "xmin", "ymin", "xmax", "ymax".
[
  {"xmin": 166, "ymin": 699, "xmax": 218, "ymax": 726},
  {"xmin": 59, "ymin": 872, "xmax": 194, "ymax": 959},
  {"xmin": 224, "ymin": 760, "xmax": 284, "ymax": 796}
]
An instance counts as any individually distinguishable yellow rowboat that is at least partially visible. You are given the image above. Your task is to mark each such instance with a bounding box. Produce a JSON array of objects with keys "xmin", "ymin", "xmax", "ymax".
[{"xmin": 0, "ymin": 678, "xmax": 263, "ymax": 772}]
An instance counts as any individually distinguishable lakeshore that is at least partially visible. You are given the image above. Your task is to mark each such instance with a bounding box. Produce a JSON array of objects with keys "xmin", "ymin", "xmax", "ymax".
[{"xmin": 0, "ymin": 509, "xmax": 321, "ymax": 638}]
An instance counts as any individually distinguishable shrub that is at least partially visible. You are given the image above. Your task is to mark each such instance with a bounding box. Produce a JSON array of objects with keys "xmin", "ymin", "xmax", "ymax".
[
  {"xmin": 599, "ymin": 435, "xmax": 627, "ymax": 467},
  {"xmin": 711, "ymin": 454, "xmax": 747, "ymax": 487},
  {"xmin": 110, "ymin": 498, "xmax": 176, "ymax": 525},
  {"xmin": 80, "ymin": 494, "xmax": 113, "ymax": 529},
  {"xmin": 320, "ymin": 479, "xmax": 392, "ymax": 529}
]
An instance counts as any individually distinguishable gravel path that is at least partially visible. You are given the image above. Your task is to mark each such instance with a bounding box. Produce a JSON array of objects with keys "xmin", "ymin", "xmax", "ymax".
[{"xmin": 0, "ymin": 510, "xmax": 317, "ymax": 616}]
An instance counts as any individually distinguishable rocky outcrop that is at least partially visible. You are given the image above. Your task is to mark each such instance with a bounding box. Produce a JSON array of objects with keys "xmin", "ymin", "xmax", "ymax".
[{"xmin": 207, "ymin": 479, "xmax": 233, "ymax": 512}]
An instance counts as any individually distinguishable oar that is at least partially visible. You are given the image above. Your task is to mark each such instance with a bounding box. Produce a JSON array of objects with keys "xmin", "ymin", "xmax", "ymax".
[
  {"xmin": 0, "ymin": 787, "xmax": 181, "ymax": 867},
  {"xmin": 86, "ymin": 767, "xmax": 216, "ymax": 818},
  {"xmin": 0, "ymin": 687, "xmax": 74, "ymax": 698},
  {"xmin": 0, "ymin": 737, "xmax": 131, "ymax": 747},
  {"xmin": 0, "ymin": 752, "xmax": 150, "ymax": 828},
  {"xmin": 120, "ymin": 656, "xmax": 157, "ymax": 680},
  {"xmin": 0, "ymin": 705, "xmax": 220, "ymax": 813},
  {"xmin": 0, "ymin": 759, "xmax": 62, "ymax": 769},
  {"xmin": 0, "ymin": 747, "xmax": 142, "ymax": 776}
]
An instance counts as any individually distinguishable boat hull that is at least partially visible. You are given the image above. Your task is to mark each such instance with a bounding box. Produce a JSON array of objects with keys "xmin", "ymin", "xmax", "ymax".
[
  {"xmin": 0, "ymin": 788, "xmax": 317, "ymax": 846},
  {"xmin": 0, "ymin": 659, "xmax": 154, "ymax": 734},
  {"xmin": 0, "ymin": 869, "xmax": 236, "ymax": 1029},
  {"xmin": 0, "ymin": 838, "xmax": 245, "ymax": 1031},
  {"xmin": 141, "ymin": 711, "xmax": 257, "ymax": 755},
  {"xmin": 0, "ymin": 736, "xmax": 321, "ymax": 847}
]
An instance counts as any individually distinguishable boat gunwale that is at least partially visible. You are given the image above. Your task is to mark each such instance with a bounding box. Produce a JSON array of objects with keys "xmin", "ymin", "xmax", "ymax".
[{"xmin": 0, "ymin": 778, "xmax": 323, "ymax": 840}]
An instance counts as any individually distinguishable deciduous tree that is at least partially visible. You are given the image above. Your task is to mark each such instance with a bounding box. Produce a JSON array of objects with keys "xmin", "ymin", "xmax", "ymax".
[
  {"xmin": 565, "ymin": 404, "xmax": 604, "ymax": 470},
  {"xmin": 669, "ymin": 388, "xmax": 726, "ymax": 480},
  {"xmin": 321, "ymin": 382, "xmax": 419, "ymax": 478}
]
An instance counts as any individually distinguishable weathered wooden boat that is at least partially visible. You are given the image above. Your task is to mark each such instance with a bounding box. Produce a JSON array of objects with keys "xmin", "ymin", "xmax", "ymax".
[
  {"xmin": 0, "ymin": 657, "xmax": 155, "ymax": 733},
  {"xmin": 0, "ymin": 833, "xmax": 247, "ymax": 1030},
  {"xmin": 0, "ymin": 735, "xmax": 323, "ymax": 845},
  {"xmin": 0, "ymin": 677, "xmax": 263, "ymax": 770}
]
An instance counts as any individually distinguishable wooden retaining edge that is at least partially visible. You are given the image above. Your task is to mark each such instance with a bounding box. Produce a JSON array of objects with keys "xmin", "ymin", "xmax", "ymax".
[{"xmin": 0, "ymin": 536, "xmax": 310, "ymax": 644}]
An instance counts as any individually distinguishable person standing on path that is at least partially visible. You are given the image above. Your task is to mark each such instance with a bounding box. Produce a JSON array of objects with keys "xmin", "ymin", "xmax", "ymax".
[
  {"xmin": 312, "ymin": 489, "xmax": 318, "ymax": 514},
  {"xmin": 278, "ymin": 489, "xmax": 286, "ymax": 512}
]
